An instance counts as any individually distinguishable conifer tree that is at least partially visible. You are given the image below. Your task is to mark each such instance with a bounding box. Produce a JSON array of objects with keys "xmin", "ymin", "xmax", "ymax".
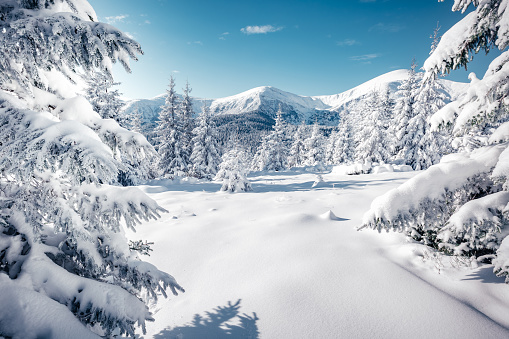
[
  {"xmin": 216, "ymin": 146, "xmax": 252, "ymax": 193},
  {"xmin": 304, "ymin": 121, "xmax": 325, "ymax": 166},
  {"xmin": 190, "ymin": 102, "xmax": 222, "ymax": 179},
  {"xmin": 393, "ymin": 60, "xmax": 421, "ymax": 159},
  {"xmin": 288, "ymin": 121, "xmax": 308, "ymax": 168},
  {"xmin": 0, "ymin": 1, "xmax": 182, "ymax": 337},
  {"xmin": 85, "ymin": 71, "xmax": 125, "ymax": 125},
  {"xmin": 355, "ymin": 90, "xmax": 391, "ymax": 164},
  {"xmin": 155, "ymin": 76, "xmax": 190, "ymax": 177},
  {"xmin": 333, "ymin": 113, "xmax": 355, "ymax": 164},
  {"xmin": 252, "ymin": 106, "xmax": 289, "ymax": 171},
  {"xmin": 362, "ymin": 0, "xmax": 509, "ymax": 282}
]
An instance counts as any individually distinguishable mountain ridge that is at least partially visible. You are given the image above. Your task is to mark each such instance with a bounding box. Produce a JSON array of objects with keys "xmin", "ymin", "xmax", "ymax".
[{"xmin": 122, "ymin": 69, "xmax": 468, "ymax": 127}]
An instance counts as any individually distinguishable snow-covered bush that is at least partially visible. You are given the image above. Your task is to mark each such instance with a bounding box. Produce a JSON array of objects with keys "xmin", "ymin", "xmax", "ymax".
[
  {"xmin": 217, "ymin": 148, "xmax": 252, "ymax": 193},
  {"xmin": 362, "ymin": 0, "xmax": 509, "ymax": 282},
  {"xmin": 0, "ymin": 1, "xmax": 182, "ymax": 337}
]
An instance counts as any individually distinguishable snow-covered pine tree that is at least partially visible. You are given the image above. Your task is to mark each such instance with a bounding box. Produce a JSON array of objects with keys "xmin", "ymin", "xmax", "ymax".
[
  {"xmin": 355, "ymin": 89, "xmax": 391, "ymax": 164},
  {"xmin": 252, "ymin": 106, "xmax": 289, "ymax": 171},
  {"xmin": 0, "ymin": 1, "xmax": 183, "ymax": 337},
  {"xmin": 304, "ymin": 120, "xmax": 325, "ymax": 167},
  {"xmin": 130, "ymin": 107, "xmax": 144, "ymax": 134},
  {"xmin": 392, "ymin": 60, "xmax": 421, "ymax": 160},
  {"xmin": 325, "ymin": 129, "xmax": 339, "ymax": 165},
  {"xmin": 155, "ymin": 76, "xmax": 189, "ymax": 178},
  {"xmin": 179, "ymin": 80, "xmax": 195, "ymax": 169},
  {"xmin": 85, "ymin": 71, "xmax": 125, "ymax": 125},
  {"xmin": 216, "ymin": 147, "xmax": 252, "ymax": 193},
  {"xmin": 332, "ymin": 110, "xmax": 355, "ymax": 164},
  {"xmin": 288, "ymin": 121, "xmax": 308, "ymax": 168},
  {"xmin": 190, "ymin": 101, "xmax": 222, "ymax": 179},
  {"xmin": 411, "ymin": 63, "xmax": 450, "ymax": 169},
  {"xmin": 361, "ymin": 0, "xmax": 509, "ymax": 282}
]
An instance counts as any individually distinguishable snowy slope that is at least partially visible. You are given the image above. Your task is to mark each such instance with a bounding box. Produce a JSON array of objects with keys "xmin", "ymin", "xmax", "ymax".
[
  {"xmin": 122, "ymin": 69, "xmax": 468, "ymax": 127},
  {"xmin": 129, "ymin": 169, "xmax": 509, "ymax": 338}
]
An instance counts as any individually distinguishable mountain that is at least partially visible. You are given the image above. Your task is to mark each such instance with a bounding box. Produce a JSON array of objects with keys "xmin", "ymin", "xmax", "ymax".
[{"xmin": 122, "ymin": 69, "xmax": 468, "ymax": 129}]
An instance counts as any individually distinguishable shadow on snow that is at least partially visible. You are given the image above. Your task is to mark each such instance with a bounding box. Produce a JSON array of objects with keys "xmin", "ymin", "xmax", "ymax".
[{"xmin": 153, "ymin": 300, "xmax": 259, "ymax": 339}]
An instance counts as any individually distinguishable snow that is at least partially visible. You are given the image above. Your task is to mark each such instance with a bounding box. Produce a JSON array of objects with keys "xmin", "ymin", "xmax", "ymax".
[
  {"xmin": 122, "ymin": 69, "xmax": 468, "ymax": 126},
  {"xmin": 125, "ymin": 169, "xmax": 509, "ymax": 338}
]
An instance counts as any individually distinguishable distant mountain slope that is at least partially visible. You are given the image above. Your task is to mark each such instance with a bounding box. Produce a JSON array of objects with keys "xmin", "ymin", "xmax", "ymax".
[{"xmin": 122, "ymin": 69, "xmax": 467, "ymax": 128}]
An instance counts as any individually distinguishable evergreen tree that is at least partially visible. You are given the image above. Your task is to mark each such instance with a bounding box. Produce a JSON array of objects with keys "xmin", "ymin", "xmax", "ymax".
[
  {"xmin": 304, "ymin": 121, "xmax": 325, "ymax": 166},
  {"xmin": 85, "ymin": 71, "xmax": 125, "ymax": 125},
  {"xmin": 393, "ymin": 60, "xmax": 421, "ymax": 159},
  {"xmin": 0, "ymin": 1, "xmax": 182, "ymax": 337},
  {"xmin": 333, "ymin": 112, "xmax": 355, "ymax": 164},
  {"xmin": 355, "ymin": 90, "xmax": 391, "ymax": 164},
  {"xmin": 130, "ymin": 107, "xmax": 144, "ymax": 134},
  {"xmin": 252, "ymin": 106, "xmax": 289, "ymax": 171},
  {"xmin": 216, "ymin": 147, "xmax": 252, "ymax": 193},
  {"xmin": 190, "ymin": 101, "xmax": 222, "ymax": 179},
  {"xmin": 362, "ymin": 0, "xmax": 509, "ymax": 282},
  {"xmin": 155, "ymin": 76, "xmax": 190, "ymax": 177},
  {"xmin": 288, "ymin": 121, "xmax": 308, "ymax": 168}
]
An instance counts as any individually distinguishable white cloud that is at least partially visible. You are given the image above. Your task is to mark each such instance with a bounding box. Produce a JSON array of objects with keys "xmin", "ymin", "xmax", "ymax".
[
  {"xmin": 350, "ymin": 54, "xmax": 380, "ymax": 61},
  {"xmin": 105, "ymin": 14, "xmax": 128, "ymax": 24},
  {"xmin": 369, "ymin": 23, "xmax": 404, "ymax": 33},
  {"xmin": 240, "ymin": 25, "xmax": 283, "ymax": 35},
  {"xmin": 172, "ymin": 70, "xmax": 180, "ymax": 74},
  {"xmin": 219, "ymin": 32, "xmax": 229, "ymax": 40},
  {"xmin": 187, "ymin": 41, "xmax": 203, "ymax": 45},
  {"xmin": 124, "ymin": 32, "xmax": 135, "ymax": 39},
  {"xmin": 337, "ymin": 39, "xmax": 359, "ymax": 46}
]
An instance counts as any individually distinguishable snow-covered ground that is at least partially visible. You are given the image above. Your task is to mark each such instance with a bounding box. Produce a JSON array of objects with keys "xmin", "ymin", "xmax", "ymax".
[{"xmin": 129, "ymin": 169, "xmax": 509, "ymax": 338}]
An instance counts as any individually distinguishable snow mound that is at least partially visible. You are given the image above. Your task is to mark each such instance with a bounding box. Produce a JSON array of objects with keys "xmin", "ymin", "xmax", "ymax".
[
  {"xmin": 320, "ymin": 210, "xmax": 342, "ymax": 221},
  {"xmin": 331, "ymin": 163, "xmax": 371, "ymax": 175}
]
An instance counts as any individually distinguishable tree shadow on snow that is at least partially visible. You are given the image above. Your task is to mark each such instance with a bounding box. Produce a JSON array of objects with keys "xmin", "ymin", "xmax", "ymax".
[
  {"xmin": 462, "ymin": 266, "xmax": 507, "ymax": 284},
  {"xmin": 251, "ymin": 178, "xmax": 404, "ymax": 193},
  {"xmin": 153, "ymin": 300, "xmax": 259, "ymax": 339}
]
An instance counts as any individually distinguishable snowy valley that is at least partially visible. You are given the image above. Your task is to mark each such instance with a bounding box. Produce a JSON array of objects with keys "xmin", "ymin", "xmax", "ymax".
[{"xmin": 3, "ymin": 0, "xmax": 509, "ymax": 338}]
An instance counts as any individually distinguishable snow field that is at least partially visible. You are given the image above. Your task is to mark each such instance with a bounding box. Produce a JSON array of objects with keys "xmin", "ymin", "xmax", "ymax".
[{"xmin": 130, "ymin": 170, "xmax": 509, "ymax": 338}]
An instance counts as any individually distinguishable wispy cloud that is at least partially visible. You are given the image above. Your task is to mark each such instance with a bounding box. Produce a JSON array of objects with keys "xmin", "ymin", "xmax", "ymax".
[
  {"xmin": 337, "ymin": 39, "xmax": 360, "ymax": 46},
  {"xmin": 105, "ymin": 14, "xmax": 128, "ymax": 24},
  {"xmin": 172, "ymin": 70, "xmax": 180, "ymax": 74},
  {"xmin": 369, "ymin": 23, "xmax": 404, "ymax": 33},
  {"xmin": 350, "ymin": 53, "xmax": 380, "ymax": 61},
  {"xmin": 187, "ymin": 41, "xmax": 203, "ymax": 45},
  {"xmin": 240, "ymin": 25, "xmax": 283, "ymax": 35},
  {"xmin": 219, "ymin": 32, "xmax": 230, "ymax": 40},
  {"xmin": 143, "ymin": 20, "xmax": 151, "ymax": 25}
]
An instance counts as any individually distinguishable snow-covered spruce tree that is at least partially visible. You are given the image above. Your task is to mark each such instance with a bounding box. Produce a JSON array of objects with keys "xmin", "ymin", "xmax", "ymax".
[
  {"xmin": 129, "ymin": 107, "xmax": 144, "ymax": 134},
  {"xmin": 288, "ymin": 121, "xmax": 308, "ymax": 168},
  {"xmin": 216, "ymin": 147, "xmax": 252, "ymax": 193},
  {"xmin": 355, "ymin": 89, "xmax": 391, "ymax": 164},
  {"xmin": 179, "ymin": 80, "xmax": 195, "ymax": 167},
  {"xmin": 332, "ymin": 111, "xmax": 355, "ymax": 164},
  {"xmin": 85, "ymin": 70, "xmax": 125, "ymax": 125},
  {"xmin": 190, "ymin": 101, "xmax": 222, "ymax": 179},
  {"xmin": 154, "ymin": 76, "xmax": 189, "ymax": 178},
  {"xmin": 325, "ymin": 129, "xmax": 339, "ymax": 165},
  {"xmin": 0, "ymin": 1, "xmax": 183, "ymax": 337},
  {"xmin": 392, "ymin": 60, "xmax": 421, "ymax": 160},
  {"xmin": 361, "ymin": 0, "xmax": 509, "ymax": 282},
  {"xmin": 252, "ymin": 106, "xmax": 289, "ymax": 171},
  {"xmin": 411, "ymin": 67, "xmax": 450, "ymax": 169},
  {"xmin": 304, "ymin": 120, "xmax": 325, "ymax": 167}
]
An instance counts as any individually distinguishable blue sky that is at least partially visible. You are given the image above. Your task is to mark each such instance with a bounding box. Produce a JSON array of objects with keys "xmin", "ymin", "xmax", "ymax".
[{"xmin": 88, "ymin": 0, "xmax": 494, "ymax": 99}]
